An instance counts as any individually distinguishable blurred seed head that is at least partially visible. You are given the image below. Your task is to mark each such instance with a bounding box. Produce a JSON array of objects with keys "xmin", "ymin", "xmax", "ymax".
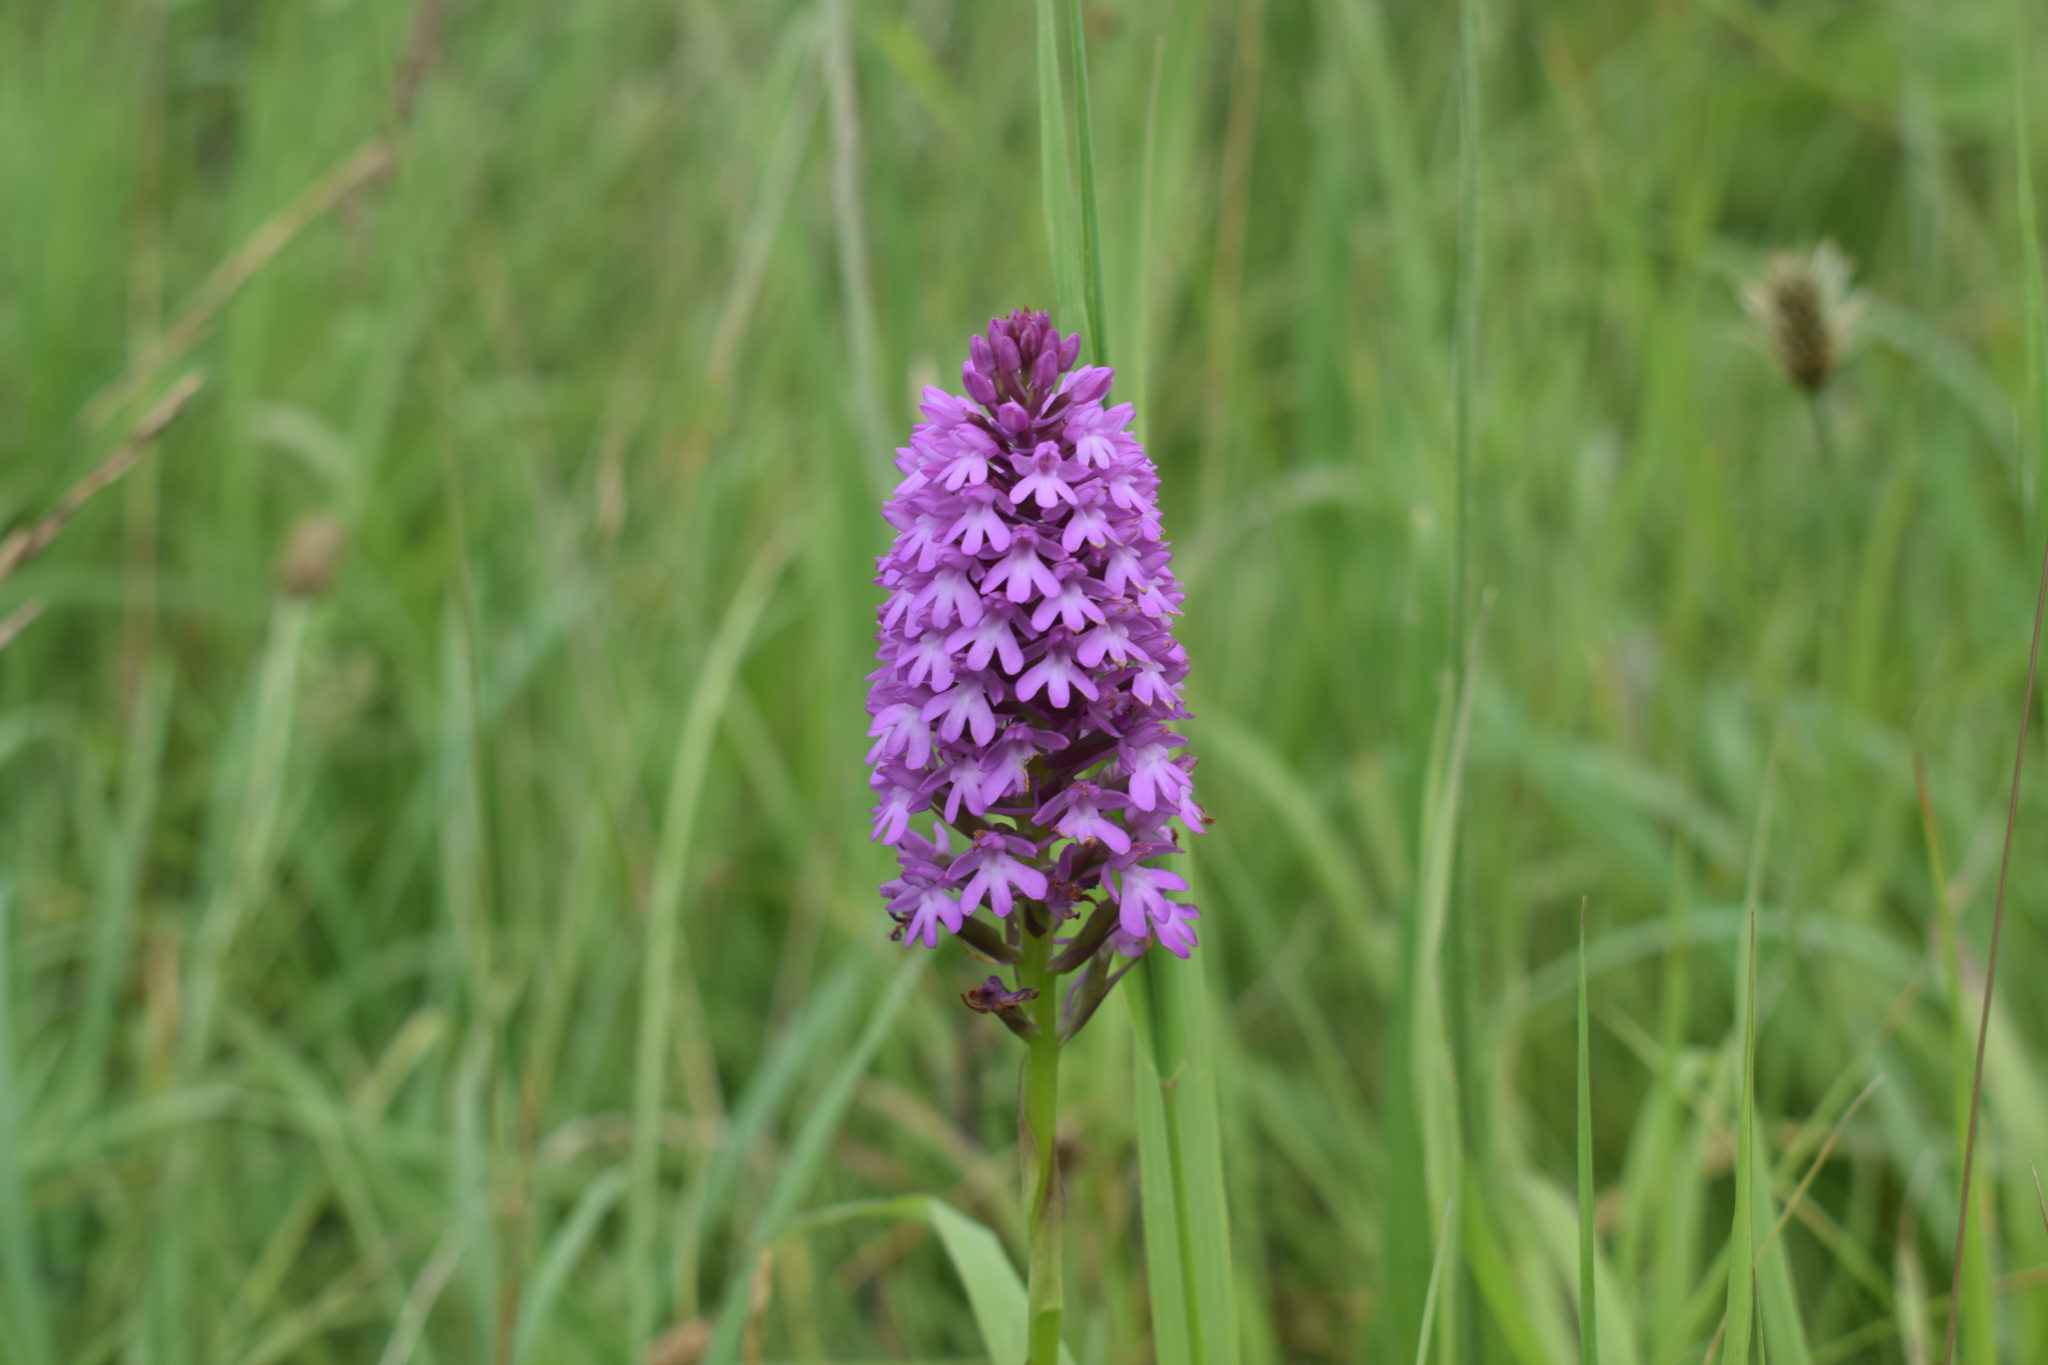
[
  {"xmin": 1742, "ymin": 242, "xmax": 1864, "ymax": 394},
  {"xmin": 279, "ymin": 513, "xmax": 347, "ymax": 598},
  {"xmin": 642, "ymin": 1319, "xmax": 709, "ymax": 1365}
]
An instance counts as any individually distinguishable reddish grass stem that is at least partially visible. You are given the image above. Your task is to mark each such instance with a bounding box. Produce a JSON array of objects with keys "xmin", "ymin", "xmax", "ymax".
[
  {"xmin": 0, "ymin": 371, "xmax": 206, "ymax": 593},
  {"xmin": 1940, "ymin": 530, "xmax": 2048, "ymax": 1365}
]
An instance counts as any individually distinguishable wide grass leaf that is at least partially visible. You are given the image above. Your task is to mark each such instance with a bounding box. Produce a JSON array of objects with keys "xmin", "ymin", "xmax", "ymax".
[
  {"xmin": 1127, "ymin": 952, "xmax": 1237, "ymax": 1365},
  {"xmin": 792, "ymin": 1194, "xmax": 1077, "ymax": 1365}
]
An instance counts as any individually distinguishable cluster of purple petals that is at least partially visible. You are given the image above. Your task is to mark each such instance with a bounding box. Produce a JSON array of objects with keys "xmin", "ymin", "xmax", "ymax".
[{"xmin": 868, "ymin": 311, "xmax": 1203, "ymax": 959}]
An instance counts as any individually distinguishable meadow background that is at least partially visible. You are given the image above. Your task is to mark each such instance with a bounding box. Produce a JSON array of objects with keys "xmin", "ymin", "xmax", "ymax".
[{"xmin": 5, "ymin": 0, "xmax": 2048, "ymax": 1361}]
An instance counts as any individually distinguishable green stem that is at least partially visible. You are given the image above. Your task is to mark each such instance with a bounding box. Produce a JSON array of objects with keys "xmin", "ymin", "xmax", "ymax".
[
  {"xmin": 1020, "ymin": 926, "xmax": 1065, "ymax": 1365},
  {"xmin": 1807, "ymin": 391, "xmax": 1837, "ymax": 465}
]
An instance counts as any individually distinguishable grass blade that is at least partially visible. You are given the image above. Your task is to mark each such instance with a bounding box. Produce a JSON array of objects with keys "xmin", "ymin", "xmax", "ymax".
[
  {"xmin": 1127, "ymin": 952, "xmax": 1237, "ymax": 1365},
  {"xmin": 703, "ymin": 953, "xmax": 927, "ymax": 1364},
  {"xmin": 1896, "ymin": 1200, "xmax": 1934, "ymax": 1365},
  {"xmin": 1940, "ymin": 35, "xmax": 2048, "ymax": 1348},
  {"xmin": 674, "ymin": 962, "xmax": 867, "ymax": 1317},
  {"xmin": 1034, "ymin": 0, "xmax": 1082, "ymax": 328},
  {"xmin": 0, "ymin": 890, "xmax": 54, "ymax": 1365},
  {"xmin": 1722, "ymin": 900, "xmax": 1760, "ymax": 1365},
  {"xmin": 1415, "ymin": 1194, "xmax": 1460, "ymax": 1365},
  {"xmin": 75, "ymin": 663, "xmax": 171, "ymax": 1103},
  {"xmin": 1063, "ymin": 0, "xmax": 1108, "ymax": 360},
  {"xmin": 1939, "ymin": 464, "xmax": 2048, "ymax": 1365},
  {"xmin": 1442, "ymin": 0, "xmax": 1486, "ymax": 1333},
  {"xmin": 1578, "ymin": 899, "xmax": 1599, "ymax": 1365},
  {"xmin": 626, "ymin": 535, "xmax": 792, "ymax": 1349},
  {"xmin": 1703, "ymin": 1078, "xmax": 1884, "ymax": 1361},
  {"xmin": 0, "ymin": 370, "xmax": 205, "ymax": 586},
  {"xmin": 512, "ymin": 1169, "xmax": 629, "ymax": 1364},
  {"xmin": 823, "ymin": 0, "xmax": 883, "ymax": 454},
  {"xmin": 1910, "ymin": 744, "xmax": 1993, "ymax": 1362},
  {"xmin": 1408, "ymin": 598, "xmax": 1489, "ymax": 1363},
  {"xmin": 1450, "ymin": 0, "xmax": 1483, "ymax": 662},
  {"xmin": 1750, "ymin": 1149, "xmax": 1814, "ymax": 1365},
  {"xmin": 2018, "ymin": 0, "xmax": 2048, "ymax": 532},
  {"xmin": 1127, "ymin": 960, "xmax": 1190, "ymax": 1365},
  {"xmin": 1714, "ymin": 741, "xmax": 1780, "ymax": 1365},
  {"xmin": 1457, "ymin": 1180, "xmax": 1554, "ymax": 1365}
]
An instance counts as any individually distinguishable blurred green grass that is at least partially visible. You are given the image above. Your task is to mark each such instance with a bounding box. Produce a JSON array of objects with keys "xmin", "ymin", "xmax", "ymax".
[{"xmin": 4, "ymin": 0, "xmax": 2048, "ymax": 1361}]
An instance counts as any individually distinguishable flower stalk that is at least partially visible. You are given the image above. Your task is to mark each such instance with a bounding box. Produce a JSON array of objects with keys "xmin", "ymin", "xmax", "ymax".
[{"xmin": 1019, "ymin": 927, "xmax": 1066, "ymax": 1365}]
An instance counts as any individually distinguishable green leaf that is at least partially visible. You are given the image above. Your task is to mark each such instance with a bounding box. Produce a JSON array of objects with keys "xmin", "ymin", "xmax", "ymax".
[
  {"xmin": 1034, "ymin": 0, "xmax": 1083, "ymax": 330},
  {"xmin": 789, "ymin": 1195, "xmax": 1076, "ymax": 1365},
  {"xmin": 1126, "ymin": 954, "xmax": 1237, "ymax": 1365},
  {"xmin": 1063, "ymin": 0, "xmax": 1108, "ymax": 360}
]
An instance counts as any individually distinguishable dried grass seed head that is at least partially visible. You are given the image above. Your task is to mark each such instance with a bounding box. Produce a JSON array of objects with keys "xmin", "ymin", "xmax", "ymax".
[{"xmin": 1742, "ymin": 241, "xmax": 1864, "ymax": 394}]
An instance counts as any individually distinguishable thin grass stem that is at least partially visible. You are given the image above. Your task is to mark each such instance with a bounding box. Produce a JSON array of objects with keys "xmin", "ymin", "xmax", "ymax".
[
  {"xmin": 1939, "ymin": 529, "xmax": 2048, "ymax": 1365},
  {"xmin": 1577, "ymin": 898, "xmax": 1599, "ymax": 1365},
  {"xmin": 1808, "ymin": 393, "xmax": 1837, "ymax": 465}
]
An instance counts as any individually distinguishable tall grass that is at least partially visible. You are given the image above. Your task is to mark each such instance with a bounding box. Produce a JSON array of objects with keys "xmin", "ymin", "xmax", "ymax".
[{"xmin": 3, "ymin": 1, "xmax": 2047, "ymax": 1361}]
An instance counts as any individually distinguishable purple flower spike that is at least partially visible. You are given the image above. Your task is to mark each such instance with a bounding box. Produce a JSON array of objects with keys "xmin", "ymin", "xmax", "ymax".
[{"xmin": 867, "ymin": 310, "xmax": 1204, "ymax": 970}]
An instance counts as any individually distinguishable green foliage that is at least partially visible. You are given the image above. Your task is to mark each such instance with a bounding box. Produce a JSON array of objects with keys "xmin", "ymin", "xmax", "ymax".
[
  {"xmin": 1126, "ymin": 954, "xmax": 1236, "ymax": 1365},
  {"xmin": 2, "ymin": 1, "xmax": 2047, "ymax": 1361},
  {"xmin": 790, "ymin": 1195, "xmax": 1076, "ymax": 1365}
]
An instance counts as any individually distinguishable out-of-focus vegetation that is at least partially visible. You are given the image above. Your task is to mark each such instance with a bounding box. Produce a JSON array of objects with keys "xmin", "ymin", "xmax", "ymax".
[{"xmin": 4, "ymin": 1, "xmax": 2048, "ymax": 1361}]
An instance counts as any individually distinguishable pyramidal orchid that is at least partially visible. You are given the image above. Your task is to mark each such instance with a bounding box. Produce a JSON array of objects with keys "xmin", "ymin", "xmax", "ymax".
[
  {"xmin": 866, "ymin": 311, "xmax": 1204, "ymax": 1361},
  {"xmin": 867, "ymin": 310, "xmax": 1203, "ymax": 998}
]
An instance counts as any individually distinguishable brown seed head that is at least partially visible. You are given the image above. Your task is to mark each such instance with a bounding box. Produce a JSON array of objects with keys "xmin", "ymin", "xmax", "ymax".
[
  {"xmin": 1743, "ymin": 242, "xmax": 1863, "ymax": 394},
  {"xmin": 279, "ymin": 514, "xmax": 347, "ymax": 598}
]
